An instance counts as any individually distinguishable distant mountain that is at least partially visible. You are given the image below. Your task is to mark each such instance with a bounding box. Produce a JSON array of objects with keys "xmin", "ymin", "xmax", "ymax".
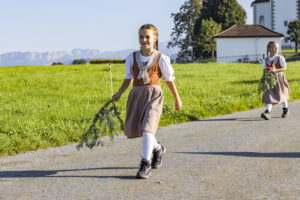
[{"xmin": 0, "ymin": 42, "xmax": 178, "ymax": 67}]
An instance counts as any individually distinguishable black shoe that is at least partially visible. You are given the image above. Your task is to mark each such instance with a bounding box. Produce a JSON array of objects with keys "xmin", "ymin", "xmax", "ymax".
[
  {"xmin": 136, "ymin": 158, "xmax": 151, "ymax": 179},
  {"xmin": 151, "ymin": 143, "xmax": 166, "ymax": 169},
  {"xmin": 261, "ymin": 110, "xmax": 271, "ymax": 120},
  {"xmin": 282, "ymin": 108, "xmax": 289, "ymax": 118}
]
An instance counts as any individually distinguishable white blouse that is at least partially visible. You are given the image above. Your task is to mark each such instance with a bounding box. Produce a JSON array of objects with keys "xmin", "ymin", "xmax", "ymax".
[
  {"xmin": 262, "ymin": 55, "xmax": 286, "ymax": 69},
  {"xmin": 124, "ymin": 52, "xmax": 175, "ymax": 81}
]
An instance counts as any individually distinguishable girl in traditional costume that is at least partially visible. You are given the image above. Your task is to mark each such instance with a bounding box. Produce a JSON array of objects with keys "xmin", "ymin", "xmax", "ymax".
[
  {"xmin": 112, "ymin": 24, "xmax": 182, "ymax": 179},
  {"xmin": 261, "ymin": 41, "xmax": 290, "ymax": 120}
]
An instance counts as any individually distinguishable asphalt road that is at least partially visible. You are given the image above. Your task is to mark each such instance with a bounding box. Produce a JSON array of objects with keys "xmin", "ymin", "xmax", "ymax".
[{"xmin": 1, "ymin": 101, "xmax": 300, "ymax": 200}]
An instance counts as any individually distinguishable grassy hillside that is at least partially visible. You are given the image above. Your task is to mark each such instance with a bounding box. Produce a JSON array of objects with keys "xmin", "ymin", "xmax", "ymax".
[{"xmin": 1, "ymin": 62, "xmax": 300, "ymax": 155}]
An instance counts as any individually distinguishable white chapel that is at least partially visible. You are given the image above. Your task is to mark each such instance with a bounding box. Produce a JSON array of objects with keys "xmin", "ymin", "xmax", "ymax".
[{"xmin": 251, "ymin": 0, "xmax": 300, "ymax": 48}]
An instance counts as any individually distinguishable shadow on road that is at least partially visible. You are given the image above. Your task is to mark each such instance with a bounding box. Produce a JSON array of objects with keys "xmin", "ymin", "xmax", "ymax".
[
  {"xmin": 0, "ymin": 167, "xmax": 137, "ymax": 179},
  {"xmin": 187, "ymin": 117, "xmax": 262, "ymax": 122},
  {"xmin": 176, "ymin": 152, "xmax": 300, "ymax": 158}
]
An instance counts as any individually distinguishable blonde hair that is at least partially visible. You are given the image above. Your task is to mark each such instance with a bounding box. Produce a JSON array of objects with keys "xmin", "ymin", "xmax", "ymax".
[
  {"xmin": 266, "ymin": 41, "xmax": 279, "ymax": 57},
  {"xmin": 139, "ymin": 24, "xmax": 159, "ymax": 50}
]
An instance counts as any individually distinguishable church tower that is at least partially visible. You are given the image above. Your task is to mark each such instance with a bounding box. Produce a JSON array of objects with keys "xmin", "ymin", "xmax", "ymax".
[{"xmin": 252, "ymin": 0, "xmax": 299, "ymax": 48}]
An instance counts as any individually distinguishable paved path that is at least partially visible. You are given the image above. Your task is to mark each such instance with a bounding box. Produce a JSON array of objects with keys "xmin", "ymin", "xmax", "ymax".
[{"xmin": 1, "ymin": 101, "xmax": 300, "ymax": 200}]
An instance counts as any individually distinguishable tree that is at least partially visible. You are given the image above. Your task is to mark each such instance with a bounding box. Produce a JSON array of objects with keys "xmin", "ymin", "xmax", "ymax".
[
  {"xmin": 193, "ymin": 0, "xmax": 246, "ymax": 59},
  {"xmin": 197, "ymin": 0, "xmax": 246, "ymax": 30},
  {"xmin": 51, "ymin": 62, "xmax": 64, "ymax": 65},
  {"xmin": 72, "ymin": 59, "xmax": 87, "ymax": 65},
  {"xmin": 287, "ymin": 20, "xmax": 300, "ymax": 52},
  {"xmin": 193, "ymin": 18, "xmax": 222, "ymax": 58},
  {"xmin": 168, "ymin": 0, "xmax": 202, "ymax": 62}
]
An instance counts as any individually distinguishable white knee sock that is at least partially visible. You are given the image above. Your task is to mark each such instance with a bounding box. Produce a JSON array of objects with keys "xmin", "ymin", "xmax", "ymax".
[
  {"xmin": 266, "ymin": 104, "xmax": 272, "ymax": 112},
  {"xmin": 282, "ymin": 101, "xmax": 288, "ymax": 108},
  {"xmin": 142, "ymin": 132, "xmax": 160, "ymax": 162}
]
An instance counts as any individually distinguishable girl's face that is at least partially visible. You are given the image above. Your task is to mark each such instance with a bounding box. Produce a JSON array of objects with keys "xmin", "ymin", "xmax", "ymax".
[
  {"xmin": 139, "ymin": 28, "xmax": 157, "ymax": 51},
  {"xmin": 268, "ymin": 43, "xmax": 279, "ymax": 56}
]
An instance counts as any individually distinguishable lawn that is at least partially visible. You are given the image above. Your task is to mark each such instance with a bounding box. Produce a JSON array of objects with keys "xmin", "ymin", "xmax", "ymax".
[
  {"xmin": 1, "ymin": 61, "xmax": 300, "ymax": 155},
  {"xmin": 282, "ymin": 49, "xmax": 300, "ymax": 62}
]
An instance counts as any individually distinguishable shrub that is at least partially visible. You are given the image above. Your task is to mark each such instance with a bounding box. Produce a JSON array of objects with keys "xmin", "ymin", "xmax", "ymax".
[
  {"xmin": 72, "ymin": 59, "xmax": 88, "ymax": 65},
  {"xmin": 51, "ymin": 62, "xmax": 64, "ymax": 65},
  {"xmin": 89, "ymin": 59, "xmax": 125, "ymax": 64}
]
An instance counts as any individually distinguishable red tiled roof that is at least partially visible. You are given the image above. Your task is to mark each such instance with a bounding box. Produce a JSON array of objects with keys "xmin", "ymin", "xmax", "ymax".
[
  {"xmin": 213, "ymin": 25, "xmax": 284, "ymax": 38},
  {"xmin": 251, "ymin": 0, "xmax": 270, "ymax": 6}
]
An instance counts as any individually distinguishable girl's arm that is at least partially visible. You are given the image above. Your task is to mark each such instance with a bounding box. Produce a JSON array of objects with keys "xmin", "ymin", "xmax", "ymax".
[
  {"xmin": 270, "ymin": 56, "xmax": 287, "ymax": 72},
  {"xmin": 112, "ymin": 79, "xmax": 133, "ymax": 101},
  {"xmin": 270, "ymin": 67, "xmax": 286, "ymax": 73},
  {"xmin": 165, "ymin": 81, "xmax": 182, "ymax": 110}
]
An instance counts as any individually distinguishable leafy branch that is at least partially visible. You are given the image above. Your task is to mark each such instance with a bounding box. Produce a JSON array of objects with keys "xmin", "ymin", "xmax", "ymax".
[
  {"xmin": 257, "ymin": 70, "xmax": 278, "ymax": 94},
  {"xmin": 76, "ymin": 100, "xmax": 124, "ymax": 150}
]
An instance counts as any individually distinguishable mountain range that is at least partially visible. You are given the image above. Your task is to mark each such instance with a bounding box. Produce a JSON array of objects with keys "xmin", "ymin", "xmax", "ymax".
[{"xmin": 0, "ymin": 42, "xmax": 178, "ymax": 67}]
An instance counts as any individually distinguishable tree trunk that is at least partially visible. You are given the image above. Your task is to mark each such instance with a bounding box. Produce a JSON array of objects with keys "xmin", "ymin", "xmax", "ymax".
[{"xmin": 296, "ymin": 41, "xmax": 298, "ymax": 53}]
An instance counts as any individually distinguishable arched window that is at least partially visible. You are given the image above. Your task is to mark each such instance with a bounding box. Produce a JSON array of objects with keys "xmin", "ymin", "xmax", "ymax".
[{"xmin": 259, "ymin": 15, "xmax": 265, "ymax": 26}]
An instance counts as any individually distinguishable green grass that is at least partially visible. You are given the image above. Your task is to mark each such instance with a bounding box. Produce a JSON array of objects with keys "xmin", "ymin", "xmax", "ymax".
[
  {"xmin": 282, "ymin": 49, "xmax": 297, "ymax": 53},
  {"xmin": 1, "ymin": 62, "xmax": 300, "ymax": 156},
  {"xmin": 282, "ymin": 49, "xmax": 300, "ymax": 61}
]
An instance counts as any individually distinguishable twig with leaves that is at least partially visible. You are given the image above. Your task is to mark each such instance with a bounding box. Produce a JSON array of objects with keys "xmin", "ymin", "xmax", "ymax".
[
  {"xmin": 76, "ymin": 100, "xmax": 124, "ymax": 150},
  {"xmin": 257, "ymin": 67, "xmax": 278, "ymax": 94}
]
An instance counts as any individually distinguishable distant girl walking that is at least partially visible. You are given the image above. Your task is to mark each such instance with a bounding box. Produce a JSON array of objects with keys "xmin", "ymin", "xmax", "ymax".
[
  {"xmin": 261, "ymin": 41, "xmax": 290, "ymax": 120},
  {"xmin": 112, "ymin": 24, "xmax": 182, "ymax": 179}
]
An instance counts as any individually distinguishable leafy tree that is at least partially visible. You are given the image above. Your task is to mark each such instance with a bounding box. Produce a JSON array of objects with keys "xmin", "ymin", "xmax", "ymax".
[
  {"xmin": 72, "ymin": 59, "xmax": 87, "ymax": 65},
  {"xmin": 197, "ymin": 0, "xmax": 246, "ymax": 30},
  {"xmin": 193, "ymin": 18, "xmax": 222, "ymax": 58},
  {"xmin": 168, "ymin": 0, "xmax": 202, "ymax": 62},
  {"xmin": 287, "ymin": 20, "xmax": 300, "ymax": 52},
  {"xmin": 51, "ymin": 62, "xmax": 64, "ymax": 65},
  {"xmin": 193, "ymin": 0, "xmax": 246, "ymax": 59}
]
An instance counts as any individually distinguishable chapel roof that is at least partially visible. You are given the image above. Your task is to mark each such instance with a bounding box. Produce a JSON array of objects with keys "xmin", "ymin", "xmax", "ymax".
[
  {"xmin": 213, "ymin": 24, "xmax": 284, "ymax": 39},
  {"xmin": 251, "ymin": 0, "xmax": 270, "ymax": 6}
]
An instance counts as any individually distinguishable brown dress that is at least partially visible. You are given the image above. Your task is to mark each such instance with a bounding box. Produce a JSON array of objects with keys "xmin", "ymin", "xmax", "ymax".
[
  {"xmin": 125, "ymin": 52, "xmax": 164, "ymax": 138},
  {"xmin": 262, "ymin": 56, "xmax": 290, "ymax": 104}
]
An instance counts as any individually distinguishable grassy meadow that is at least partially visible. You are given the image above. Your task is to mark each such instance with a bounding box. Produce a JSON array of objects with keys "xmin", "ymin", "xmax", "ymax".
[
  {"xmin": 282, "ymin": 49, "xmax": 300, "ymax": 62},
  {"xmin": 1, "ymin": 61, "xmax": 300, "ymax": 156}
]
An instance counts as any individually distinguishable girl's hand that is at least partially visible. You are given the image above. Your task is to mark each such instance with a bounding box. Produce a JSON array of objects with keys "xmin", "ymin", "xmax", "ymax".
[
  {"xmin": 175, "ymin": 98, "xmax": 182, "ymax": 111},
  {"xmin": 269, "ymin": 68, "xmax": 277, "ymax": 73},
  {"xmin": 112, "ymin": 91, "xmax": 122, "ymax": 101}
]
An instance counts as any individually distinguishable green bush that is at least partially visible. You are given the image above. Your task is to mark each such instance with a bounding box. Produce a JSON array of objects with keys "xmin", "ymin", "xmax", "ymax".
[
  {"xmin": 51, "ymin": 62, "xmax": 64, "ymax": 65},
  {"xmin": 72, "ymin": 59, "xmax": 88, "ymax": 65},
  {"xmin": 90, "ymin": 59, "xmax": 125, "ymax": 64}
]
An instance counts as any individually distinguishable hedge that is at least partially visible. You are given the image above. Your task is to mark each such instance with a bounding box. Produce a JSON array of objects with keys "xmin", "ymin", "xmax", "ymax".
[{"xmin": 90, "ymin": 59, "xmax": 125, "ymax": 64}]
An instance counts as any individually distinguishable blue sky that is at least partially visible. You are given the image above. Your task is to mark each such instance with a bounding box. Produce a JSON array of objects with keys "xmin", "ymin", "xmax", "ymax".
[{"xmin": 0, "ymin": 0, "xmax": 253, "ymax": 54}]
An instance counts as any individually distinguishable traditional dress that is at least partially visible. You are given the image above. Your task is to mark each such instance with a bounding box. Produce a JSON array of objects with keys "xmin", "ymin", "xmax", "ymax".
[
  {"xmin": 124, "ymin": 50, "xmax": 174, "ymax": 138},
  {"xmin": 262, "ymin": 55, "xmax": 290, "ymax": 104}
]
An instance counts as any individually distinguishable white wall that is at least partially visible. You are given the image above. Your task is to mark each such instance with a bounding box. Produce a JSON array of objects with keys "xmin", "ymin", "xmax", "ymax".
[
  {"xmin": 216, "ymin": 37, "xmax": 282, "ymax": 63},
  {"xmin": 274, "ymin": 0, "xmax": 297, "ymax": 48},
  {"xmin": 254, "ymin": 2, "xmax": 272, "ymax": 29}
]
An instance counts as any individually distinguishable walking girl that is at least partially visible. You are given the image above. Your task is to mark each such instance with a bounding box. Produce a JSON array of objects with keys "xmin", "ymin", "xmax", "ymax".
[
  {"xmin": 261, "ymin": 41, "xmax": 290, "ymax": 120},
  {"xmin": 112, "ymin": 24, "xmax": 182, "ymax": 179}
]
